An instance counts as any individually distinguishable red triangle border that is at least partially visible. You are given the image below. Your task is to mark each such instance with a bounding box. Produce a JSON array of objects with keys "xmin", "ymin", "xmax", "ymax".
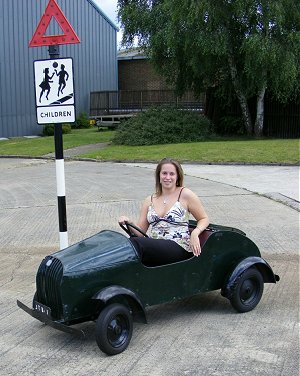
[{"xmin": 29, "ymin": 0, "xmax": 80, "ymax": 47}]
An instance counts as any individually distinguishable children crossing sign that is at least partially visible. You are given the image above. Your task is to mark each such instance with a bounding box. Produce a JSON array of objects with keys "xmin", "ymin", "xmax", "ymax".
[
  {"xmin": 29, "ymin": 0, "xmax": 81, "ymax": 250},
  {"xmin": 34, "ymin": 57, "xmax": 75, "ymax": 124}
]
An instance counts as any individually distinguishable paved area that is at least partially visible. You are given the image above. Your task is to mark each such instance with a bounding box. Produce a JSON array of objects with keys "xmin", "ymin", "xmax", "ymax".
[
  {"xmin": 0, "ymin": 158, "xmax": 299, "ymax": 376},
  {"xmin": 123, "ymin": 163, "xmax": 299, "ymax": 210}
]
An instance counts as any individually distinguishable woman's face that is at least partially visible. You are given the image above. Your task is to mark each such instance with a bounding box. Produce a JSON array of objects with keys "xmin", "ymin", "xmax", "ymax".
[{"xmin": 159, "ymin": 163, "xmax": 177, "ymax": 189}]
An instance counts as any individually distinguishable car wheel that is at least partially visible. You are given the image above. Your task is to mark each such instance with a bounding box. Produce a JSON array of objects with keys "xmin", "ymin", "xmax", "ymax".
[
  {"xmin": 95, "ymin": 303, "xmax": 133, "ymax": 356},
  {"xmin": 230, "ymin": 267, "xmax": 264, "ymax": 313}
]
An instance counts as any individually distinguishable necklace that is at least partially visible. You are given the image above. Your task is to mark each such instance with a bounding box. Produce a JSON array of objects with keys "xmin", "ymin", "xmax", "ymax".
[
  {"xmin": 163, "ymin": 194, "xmax": 172, "ymax": 205},
  {"xmin": 162, "ymin": 189, "xmax": 176, "ymax": 205}
]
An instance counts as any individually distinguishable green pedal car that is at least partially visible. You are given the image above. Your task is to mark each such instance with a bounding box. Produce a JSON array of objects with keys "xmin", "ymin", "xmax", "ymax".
[{"xmin": 17, "ymin": 221, "xmax": 279, "ymax": 356}]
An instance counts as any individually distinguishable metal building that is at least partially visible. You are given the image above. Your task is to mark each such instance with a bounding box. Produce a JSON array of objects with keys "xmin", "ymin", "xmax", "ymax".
[{"xmin": 0, "ymin": 0, "xmax": 118, "ymax": 138}]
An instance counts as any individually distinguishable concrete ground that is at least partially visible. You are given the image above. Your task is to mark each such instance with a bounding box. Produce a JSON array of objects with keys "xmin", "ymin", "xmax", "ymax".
[{"xmin": 0, "ymin": 158, "xmax": 299, "ymax": 376}]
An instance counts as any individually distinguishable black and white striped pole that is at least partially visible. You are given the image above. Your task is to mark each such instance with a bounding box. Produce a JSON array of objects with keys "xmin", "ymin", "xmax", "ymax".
[
  {"xmin": 49, "ymin": 45, "xmax": 68, "ymax": 250},
  {"xmin": 54, "ymin": 121, "xmax": 68, "ymax": 249}
]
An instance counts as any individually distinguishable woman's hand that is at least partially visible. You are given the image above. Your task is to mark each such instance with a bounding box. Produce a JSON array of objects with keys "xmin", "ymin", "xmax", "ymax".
[
  {"xmin": 118, "ymin": 216, "xmax": 131, "ymax": 225},
  {"xmin": 190, "ymin": 230, "xmax": 201, "ymax": 256}
]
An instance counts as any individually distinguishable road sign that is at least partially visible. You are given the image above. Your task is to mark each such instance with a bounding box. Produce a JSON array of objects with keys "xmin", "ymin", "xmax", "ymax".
[
  {"xmin": 29, "ymin": 0, "xmax": 80, "ymax": 47},
  {"xmin": 34, "ymin": 58, "xmax": 75, "ymax": 124}
]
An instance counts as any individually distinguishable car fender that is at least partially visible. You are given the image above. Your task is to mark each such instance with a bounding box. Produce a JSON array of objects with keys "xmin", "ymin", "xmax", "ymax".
[
  {"xmin": 222, "ymin": 256, "xmax": 280, "ymax": 299},
  {"xmin": 92, "ymin": 285, "xmax": 147, "ymax": 324}
]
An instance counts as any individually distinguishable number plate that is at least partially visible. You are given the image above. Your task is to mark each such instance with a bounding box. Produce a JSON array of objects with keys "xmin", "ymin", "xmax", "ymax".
[{"xmin": 33, "ymin": 301, "xmax": 52, "ymax": 318}]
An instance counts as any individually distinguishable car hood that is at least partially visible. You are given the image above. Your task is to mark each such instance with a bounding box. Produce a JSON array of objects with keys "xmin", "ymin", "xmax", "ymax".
[{"xmin": 50, "ymin": 230, "xmax": 138, "ymax": 273}]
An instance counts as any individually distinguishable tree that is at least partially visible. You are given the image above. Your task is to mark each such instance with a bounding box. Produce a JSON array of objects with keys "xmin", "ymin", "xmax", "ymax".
[{"xmin": 118, "ymin": 0, "xmax": 300, "ymax": 136}]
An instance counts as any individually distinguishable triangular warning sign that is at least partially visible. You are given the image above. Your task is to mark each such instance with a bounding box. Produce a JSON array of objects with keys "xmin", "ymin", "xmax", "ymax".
[{"xmin": 29, "ymin": 0, "xmax": 80, "ymax": 47}]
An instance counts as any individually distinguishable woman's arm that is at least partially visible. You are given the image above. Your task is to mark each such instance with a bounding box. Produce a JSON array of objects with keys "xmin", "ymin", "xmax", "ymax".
[
  {"xmin": 182, "ymin": 188, "xmax": 209, "ymax": 256},
  {"xmin": 118, "ymin": 196, "xmax": 151, "ymax": 236}
]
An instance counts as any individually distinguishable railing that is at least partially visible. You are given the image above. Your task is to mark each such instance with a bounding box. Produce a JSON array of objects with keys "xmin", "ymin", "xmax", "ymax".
[
  {"xmin": 263, "ymin": 100, "xmax": 300, "ymax": 138},
  {"xmin": 90, "ymin": 90, "xmax": 205, "ymax": 116},
  {"xmin": 90, "ymin": 90, "xmax": 299, "ymax": 138},
  {"xmin": 206, "ymin": 91, "xmax": 300, "ymax": 138}
]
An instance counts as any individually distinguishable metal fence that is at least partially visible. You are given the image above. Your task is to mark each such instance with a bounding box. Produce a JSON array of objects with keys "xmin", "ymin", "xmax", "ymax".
[
  {"xmin": 90, "ymin": 90, "xmax": 299, "ymax": 138},
  {"xmin": 90, "ymin": 90, "xmax": 205, "ymax": 116},
  {"xmin": 205, "ymin": 91, "xmax": 300, "ymax": 138},
  {"xmin": 263, "ymin": 100, "xmax": 300, "ymax": 138}
]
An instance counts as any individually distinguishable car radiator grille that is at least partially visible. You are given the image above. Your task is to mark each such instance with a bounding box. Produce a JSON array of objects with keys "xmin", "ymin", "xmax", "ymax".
[{"xmin": 36, "ymin": 256, "xmax": 63, "ymax": 320}]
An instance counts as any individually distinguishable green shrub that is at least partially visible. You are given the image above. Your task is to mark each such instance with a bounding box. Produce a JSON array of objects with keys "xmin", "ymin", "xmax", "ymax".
[
  {"xmin": 217, "ymin": 116, "xmax": 245, "ymax": 135},
  {"xmin": 42, "ymin": 123, "xmax": 72, "ymax": 136},
  {"xmin": 72, "ymin": 112, "xmax": 91, "ymax": 129},
  {"xmin": 43, "ymin": 124, "xmax": 54, "ymax": 136},
  {"xmin": 62, "ymin": 123, "xmax": 72, "ymax": 134},
  {"xmin": 112, "ymin": 107, "xmax": 214, "ymax": 145}
]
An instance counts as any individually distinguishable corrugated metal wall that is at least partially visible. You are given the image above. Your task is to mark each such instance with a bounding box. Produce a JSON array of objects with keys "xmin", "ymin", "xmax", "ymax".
[{"xmin": 0, "ymin": 0, "xmax": 118, "ymax": 137}]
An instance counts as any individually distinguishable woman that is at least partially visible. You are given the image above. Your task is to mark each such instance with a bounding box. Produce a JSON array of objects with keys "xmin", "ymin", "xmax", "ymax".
[{"xmin": 119, "ymin": 158, "xmax": 209, "ymax": 266}]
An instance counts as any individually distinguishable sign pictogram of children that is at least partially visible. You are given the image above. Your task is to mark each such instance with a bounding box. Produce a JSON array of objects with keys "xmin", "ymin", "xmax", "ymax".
[
  {"xmin": 39, "ymin": 68, "xmax": 54, "ymax": 102},
  {"xmin": 34, "ymin": 58, "xmax": 74, "ymax": 108},
  {"xmin": 54, "ymin": 63, "xmax": 69, "ymax": 97}
]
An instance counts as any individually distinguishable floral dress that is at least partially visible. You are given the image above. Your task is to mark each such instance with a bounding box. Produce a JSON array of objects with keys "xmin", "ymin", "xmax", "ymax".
[{"xmin": 147, "ymin": 194, "xmax": 191, "ymax": 252}]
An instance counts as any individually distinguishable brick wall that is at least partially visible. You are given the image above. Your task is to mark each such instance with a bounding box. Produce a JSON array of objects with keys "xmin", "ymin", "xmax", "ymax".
[{"xmin": 118, "ymin": 59, "xmax": 172, "ymax": 91}]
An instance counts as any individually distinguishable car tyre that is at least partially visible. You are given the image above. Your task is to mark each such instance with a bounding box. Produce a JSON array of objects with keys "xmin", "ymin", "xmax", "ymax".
[
  {"xmin": 230, "ymin": 267, "xmax": 264, "ymax": 313},
  {"xmin": 95, "ymin": 303, "xmax": 133, "ymax": 355}
]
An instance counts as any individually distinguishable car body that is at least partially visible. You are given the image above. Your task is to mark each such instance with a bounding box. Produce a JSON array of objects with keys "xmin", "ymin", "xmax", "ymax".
[{"xmin": 17, "ymin": 221, "xmax": 279, "ymax": 355}]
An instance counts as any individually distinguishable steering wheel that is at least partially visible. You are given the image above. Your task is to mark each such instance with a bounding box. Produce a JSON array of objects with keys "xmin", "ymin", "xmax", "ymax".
[{"xmin": 119, "ymin": 221, "xmax": 149, "ymax": 238}]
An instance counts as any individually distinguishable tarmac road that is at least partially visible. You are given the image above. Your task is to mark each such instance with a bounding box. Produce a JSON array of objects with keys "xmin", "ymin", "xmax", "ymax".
[{"xmin": 0, "ymin": 158, "xmax": 299, "ymax": 376}]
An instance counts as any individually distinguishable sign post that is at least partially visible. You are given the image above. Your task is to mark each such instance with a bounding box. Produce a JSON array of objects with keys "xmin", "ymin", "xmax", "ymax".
[{"xmin": 29, "ymin": 0, "xmax": 80, "ymax": 250}]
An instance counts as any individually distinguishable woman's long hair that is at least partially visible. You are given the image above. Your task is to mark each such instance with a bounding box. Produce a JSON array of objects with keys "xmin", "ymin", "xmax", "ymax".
[{"xmin": 155, "ymin": 158, "xmax": 184, "ymax": 196}]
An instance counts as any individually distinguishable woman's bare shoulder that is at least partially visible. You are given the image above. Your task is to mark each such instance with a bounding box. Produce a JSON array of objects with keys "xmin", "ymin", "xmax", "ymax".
[
  {"xmin": 181, "ymin": 187, "xmax": 195, "ymax": 198},
  {"xmin": 142, "ymin": 195, "xmax": 153, "ymax": 206}
]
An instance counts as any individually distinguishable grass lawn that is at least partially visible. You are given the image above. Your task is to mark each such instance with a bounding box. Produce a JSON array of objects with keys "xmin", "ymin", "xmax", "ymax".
[
  {"xmin": 82, "ymin": 138, "xmax": 300, "ymax": 165},
  {"xmin": 0, "ymin": 128, "xmax": 114, "ymax": 157},
  {"xmin": 0, "ymin": 128, "xmax": 299, "ymax": 164}
]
